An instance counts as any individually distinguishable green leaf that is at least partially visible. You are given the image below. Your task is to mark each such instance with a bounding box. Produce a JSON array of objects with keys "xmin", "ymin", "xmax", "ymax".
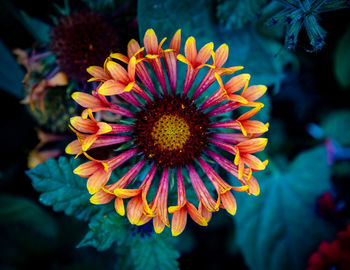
[
  {"xmin": 79, "ymin": 212, "xmax": 180, "ymax": 270},
  {"xmin": 19, "ymin": 11, "xmax": 51, "ymax": 44},
  {"xmin": 0, "ymin": 41, "xmax": 24, "ymax": 98},
  {"xmin": 233, "ymin": 146, "xmax": 336, "ymax": 270},
  {"xmin": 334, "ymin": 25, "xmax": 350, "ymax": 88},
  {"xmin": 217, "ymin": 0, "xmax": 268, "ymax": 29},
  {"xmin": 126, "ymin": 233, "xmax": 180, "ymax": 270},
  {"xmin": 26, "ymin": 156, "xmax": 102, "ymax": 221},
  {"xmin": 77, "ymin": 212, "xmax": 129, "ymax": 251},
  {"xmin": 321, "ymin": 109, "xmax": 350, "ymax": 146},
  {"xmin": 0, "ymin": 194, "xmax": 57, "ymax": 237}
]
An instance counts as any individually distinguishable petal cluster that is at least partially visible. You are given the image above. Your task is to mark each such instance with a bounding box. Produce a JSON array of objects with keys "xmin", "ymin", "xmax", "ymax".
[{"xmin": 67, "ymin": 29, "xmax": 268, "ymax": 236}]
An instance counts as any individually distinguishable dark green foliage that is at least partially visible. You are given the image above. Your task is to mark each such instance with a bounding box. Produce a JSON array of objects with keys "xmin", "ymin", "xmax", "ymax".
[
  {"xmin": 216, "ymin": 0, "xmax": 268, "ymax": 29},
  {"xmin": 0, "ymin": 41, "xmax": 24, "ymax": 99},
  {"xmin": 0, "ymin": 194, "xmax": 58, "ymax": 238},
  {"xmin": 321, "ymin": 110, "xmax": 350, "ymax": 146},
  {"xmin": 334, "ymin": 24, "xmax": 350, "ymax": 88},
  {"xmin": 27, "ymin": 156, "xmax": 102, "ymax": 221},
  {"xmin": 19, "ymin": 11, "xmax": 51, "ymax": 44},
  {"xmin": 233, "ymin": 146, "xmax": 336, "ymax": 270}
]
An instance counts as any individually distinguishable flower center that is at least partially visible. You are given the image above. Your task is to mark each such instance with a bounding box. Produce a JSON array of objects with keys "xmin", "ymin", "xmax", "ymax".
[
  {"xmin": 134, "ymin": 95, "xmax": 209, "ymax": 168},
  {"xmin": 151, "ymin": 114, "xmax": 190, "ymax": 151}
]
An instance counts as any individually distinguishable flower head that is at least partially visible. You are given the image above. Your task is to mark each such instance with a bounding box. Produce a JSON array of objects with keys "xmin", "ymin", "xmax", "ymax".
[
  {"xmin": 67, "ymin": 29, "xmax": 268, "ymax": 235},
  {"xmin": 50, "ymin": 11, "xmax": 119, "ymax": 81}
]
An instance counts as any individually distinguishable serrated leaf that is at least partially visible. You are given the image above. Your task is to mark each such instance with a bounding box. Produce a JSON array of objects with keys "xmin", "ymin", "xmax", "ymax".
[
  {"xmin": 79, "ymin": 211, "xmax": 180, "ymax": 270},
  {"xmin": 127, "ymin": 234, "xmax": 180, "ymax": 270},
  {"xmin": 334, "ymin": 25, "xmax": 350, "ymax": 88},
  {"xmin": 78, "ymin": 212, "xmax": 128, "ymax": 251},
  {"xmin": 26, "ymin": 156, "xmax": 102, "ymax": 221},
  {"xmin": 19, "ymin": 10, "xmax": 51, "ymax": 44},
  {"xmin": 321, "ymin": 109, "xmax": 350, "ymax": 146},
  {"xmin": 233, "ymin": 146, "xmax": 336, "ymax": 270},
  {"xmin": 0, "ymin": 41, "xmax": 24, "ymax": 98},
  {"xmin": 0, "ymin": 194, "xmax": 57, "ymax": 237}
]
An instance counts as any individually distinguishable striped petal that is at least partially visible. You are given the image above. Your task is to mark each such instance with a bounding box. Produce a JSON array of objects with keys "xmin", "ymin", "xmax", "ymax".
[{"xmin": 98, "ymin": 80, "xmax": 126, "ymax": 95}]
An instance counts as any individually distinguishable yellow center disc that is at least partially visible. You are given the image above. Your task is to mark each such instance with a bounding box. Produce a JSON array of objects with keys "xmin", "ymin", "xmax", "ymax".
[{"xmin": 151, "ymin": 114, "xmax": 191, "ymax": 151}]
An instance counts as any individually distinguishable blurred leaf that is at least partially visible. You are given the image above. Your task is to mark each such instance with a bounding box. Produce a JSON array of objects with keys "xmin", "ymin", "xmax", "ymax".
[
  {"xmin": 26, "ymin": 156, "xmax": 102, "ymax": 221},
  {"xmin": 126, "ymin": 233, "xmax": 180, "ymax": 270},
  {"xmin": 138, "ymin": 0, "xmax": 295, "ymax": 89},
  {"xmin": 19, "ymin": 10, "xmax": 51, "ymax": 44},
  {"xmin": 217, "ymin": 0, "xmax": 268, "ymax": 29},
  {"xmin": 233, "ymin": 146, "xmax": 336, "ymax": 270},
  {"xmin": 77, "ymin": 212, "xmax": 129, "ymax": 251},
  {"xmin": 79, "ymin": 212, "xmax": 180, "ymax": 270},
  {"xmin": 0, "ymin": 194, "xmax": 57, "ymax": 237},
  {"xmin": 334, "ymin": 25, "xmax": 350, "ymax": 88},
  {"xmin": 321, "ymin": 109, "xmax": 350, "ymax": 146},
  {"xmin": 0, "ymin": 41, "xmax": 24, "ymax": 98}
]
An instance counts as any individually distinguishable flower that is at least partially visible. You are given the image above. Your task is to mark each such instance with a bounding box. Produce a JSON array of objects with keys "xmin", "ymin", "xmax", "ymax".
[
  {"xmin": 306, "ymin": 224, "xmax": 350, "ymax": 270},
  {"xmin": 50, "ymin": 11, "xmax": 119, "ymax": 81},
  {"xmin": 67, "ymin": 29, "xmax": 268, "ymax": 235}
]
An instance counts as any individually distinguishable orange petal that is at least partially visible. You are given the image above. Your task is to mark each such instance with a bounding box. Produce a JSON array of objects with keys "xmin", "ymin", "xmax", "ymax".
[
  {"xmin": 115, "ymin": 197, "xmax": 125, "ymax": 216},
  {"xmin": 184, "ymin": 36, "xmax": 197, "ymax": 64},
  {"xmin": 73, "ymin": 161, "xmax": 99, "ymax": 177},
  {"xmin": 221, "ymin": 192, "xmax": 237, "ymax": 215},
  {"xmin": 144, "ymin": 29, "xmax": 158, "ymax": 55},
  {"xmin": 82, "ymin": 134, "xmax": 98, "ymax": 152},
  {"xmin": 114, "ymin": 188, "xmax": 141, "ymax": 199},
  {"xmin": 127, "ymin": 195, "xmax": 144, "ymax": 224},
  {"xmin": 237, "ymin": 107, "xmax": 262, "ymax": 121},
  {"xmin": 214, "ymin": 44, "xmax": 229, "ymax": 68},
  {"xmin": 186, "ymin": 202, "xmax": 207, "ymax": 226},
  {"xmin": 110, "ymin": 53, "xmax": 129, "ymax": 64},
  {"xmin": 87, "ymin": 66, "xmax": 108, "ymax": 81},
  {"xmin": 243, "ymin": 154, "xmax": 267, "ymax": 170},
  {"xmin": 170, "ymin": 29, "xmax": 181, "ymax": 53},
  {"xmin": 135, "ymin": 213, "xmax": 152, "ymax": 226},
  {"xmin": 96, "ymin": 122, "xmax": 112, "ymax": 134},
  {"xmin": 177, "ymin": 54, "xmax": 191, "ymax": 66},
  {"xmin": 243, "ymin": 85, "xmax": 267, "ymax": 101},
  {"xmin": 171, "ymin": 207, "xmax": 187, "ymax": 236},
  {"xmin": 237, "ymin": 138, "xmax": 268, "ymax": 153},
  {"xmin": 98, "ymin": 80, "xmax": 126, "ymax": 95},
  {"xmin": 65, "ymin": 140, "xmax": 82, "ymax": 155},
  {"xmin": 90, "ymin": 189, "xmax": 114, "ymax": 204},
  {"xmin": 72, "ymin": 92, "xmax": 105, "ymax": 108},
  {"xmin": 225, "ymin": 74, "xmax": 251, "ymax": 94},
  {"xmin": 240, "ymin": 120, "xmax": 269, "ymax": 134},
  {"xmin": 196, "ymin": 42, "xmax": 213, "ymax": 65},
  {"xmin": 70, "ymin": 116, "xmax": 96, "ymax": 133},
  {"xmin": 127, "ymin": 39, "xmax": 142, "ymax": 58},
  {"xmin": 153, "ymin": 215, "xmax": 166, "ymax": 234},
  {"xmin": 198, "ymin": 202, "xmax": 212, "ymax": 223},
  {"xmin": 106, "ymin": 61, "xmax": 129, "ymax": 83},
  {"xmin": 87, "ymin": 169, "xmax": 110, "ymax": 194},
  {"xmin": 227, "ymin": 94, "xmax": 248, "ymax": 104},
  {"xmin": 128, "ymin": 56, "xmax": 136, "ymax": 82}
]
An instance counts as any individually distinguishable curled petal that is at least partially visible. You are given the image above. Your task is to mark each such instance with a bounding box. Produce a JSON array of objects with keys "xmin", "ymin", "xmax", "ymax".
[
  {"xmin": 184, "ymin": 37, "xmax": 197, "ymax": 64},
  {"xmin": 98, "ymin": 80, "xmax": 126, "ymax": 95},
  {"xmin": 171, "ymin": 207, "xmax": 187, "ymax": 236}
]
